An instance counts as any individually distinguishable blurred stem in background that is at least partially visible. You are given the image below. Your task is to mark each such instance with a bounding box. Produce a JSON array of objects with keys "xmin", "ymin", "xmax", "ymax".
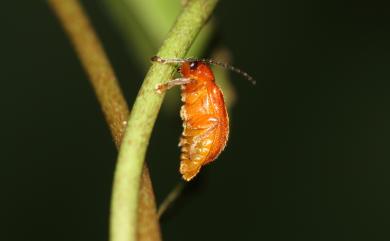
[{"xmin": 211, "ymin": 47, "xmax": 237, "ymax": 111}]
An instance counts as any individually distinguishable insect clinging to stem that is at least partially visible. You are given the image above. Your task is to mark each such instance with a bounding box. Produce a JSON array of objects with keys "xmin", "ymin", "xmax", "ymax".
[{"xmin": 152, "ymin": 55, "xmax": 255, "ymax": 181}]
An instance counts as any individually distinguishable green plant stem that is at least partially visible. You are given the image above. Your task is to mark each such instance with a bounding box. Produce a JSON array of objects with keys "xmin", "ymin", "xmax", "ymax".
[
  {"xmin": 102, "ymin": 0, "xmax": 215, "ymax": 69},
  {"xmin": 109, "ymin": 0, "xmax": 219, "ymax": 241},
  {"xmin": 48, "ymin": 1, "xmax": 161, "ymax": 240}
]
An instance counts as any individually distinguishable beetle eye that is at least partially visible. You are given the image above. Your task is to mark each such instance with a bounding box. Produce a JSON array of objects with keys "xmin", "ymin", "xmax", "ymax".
[{"xmin": 189, "ymin": 61, "xmax": 198, "ymax": 70}]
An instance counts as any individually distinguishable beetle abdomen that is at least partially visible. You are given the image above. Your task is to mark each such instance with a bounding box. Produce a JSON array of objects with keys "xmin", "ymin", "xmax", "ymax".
[
  {"xmin": 178, "ymin": 85, "xmax": 229, "ymax": 181},
  {"xmin": 179, "ymin": 118, "xmax": 216, "ymax": 180}
]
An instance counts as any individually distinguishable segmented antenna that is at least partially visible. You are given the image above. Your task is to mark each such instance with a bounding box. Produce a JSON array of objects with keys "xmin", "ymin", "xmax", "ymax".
[{"xmin": 151, "ymin": 56, "xmax": 256, "ymax": 85}]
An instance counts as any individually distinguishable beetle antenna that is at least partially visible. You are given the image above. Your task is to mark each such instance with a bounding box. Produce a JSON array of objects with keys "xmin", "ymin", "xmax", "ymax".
[
  {"xmin": 151, "ymin": 56, "xmax": 256, "ymax": 85},
  {"xmin": 198, "ymin": 58, "xmax": 256, "ymax": 85}
]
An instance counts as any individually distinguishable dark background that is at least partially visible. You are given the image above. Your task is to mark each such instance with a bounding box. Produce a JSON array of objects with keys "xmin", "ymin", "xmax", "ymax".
[{"xmin": 2, "ymin": 1, "xmax": 390, "ymax": 240}]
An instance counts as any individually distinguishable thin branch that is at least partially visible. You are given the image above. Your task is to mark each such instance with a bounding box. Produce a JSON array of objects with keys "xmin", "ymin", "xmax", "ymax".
[
  {"xmin": 109, "ymin": 0, "xmax": 219, "ymax": 240},
  {"xmin": 48, "ymin": 1, "xmax": 160, "ymax": 241},
  {"xmin": 157, "ymin": 182, "xmax": 185, "ymax": 218}
]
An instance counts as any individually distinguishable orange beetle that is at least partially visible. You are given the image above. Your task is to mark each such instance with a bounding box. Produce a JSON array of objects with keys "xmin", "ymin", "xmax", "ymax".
[{"xmin": 152, "ymin": 56, "xmax": 254, "ymax": 181}]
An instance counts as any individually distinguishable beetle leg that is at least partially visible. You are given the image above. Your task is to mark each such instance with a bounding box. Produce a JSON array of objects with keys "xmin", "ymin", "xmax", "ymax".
[{"xmin": 155, "ymin": 78, "xmax": 193, "ymax": 94}]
